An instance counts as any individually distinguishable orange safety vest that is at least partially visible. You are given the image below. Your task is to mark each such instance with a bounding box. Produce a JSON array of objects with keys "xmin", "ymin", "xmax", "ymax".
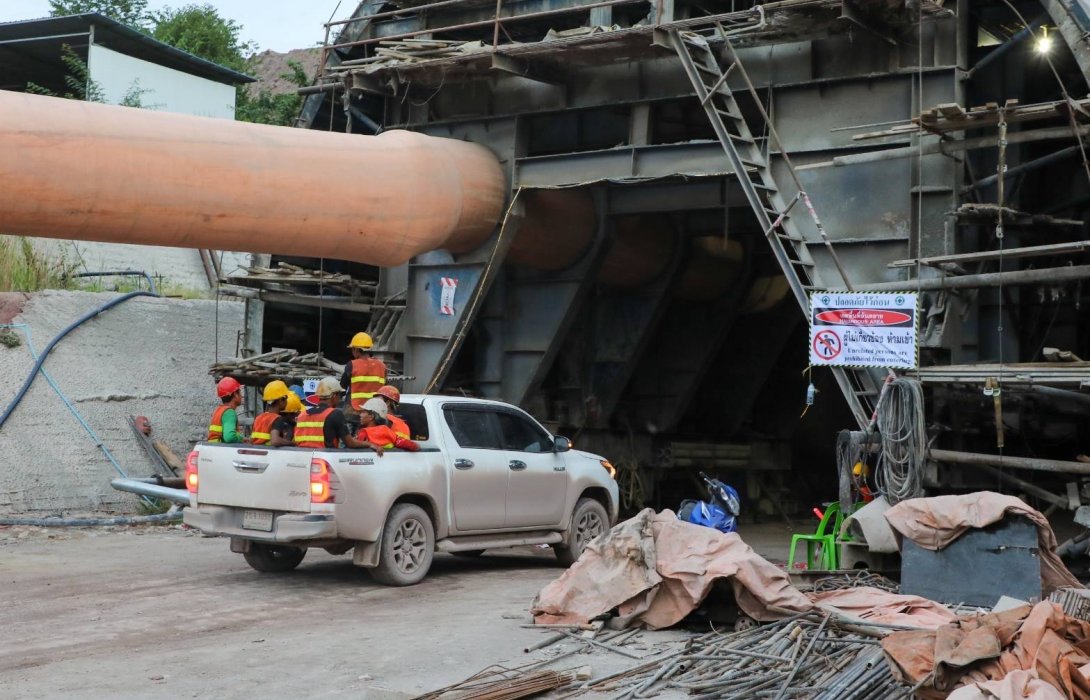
[
  {"xmin": 349, "ymin": 357, "xmax": 387, "ymax": 410},
  {"xmin": 295, "ymin": 407, "xmax": 335, "ymax": 447},
  {"xmin": 357, "ymin": 424, "xmax": 397, "ymax": 449},
  {"xmin": 208, "ymin": 405, "xmax": 230, "ymax": 442},
  {"xmin": 250, "ymin": 412, "xmax": 279, "ymax": 445},
  {"xmin": 388, "ymin": 414, "xmax": 410, "ymax": 440}
]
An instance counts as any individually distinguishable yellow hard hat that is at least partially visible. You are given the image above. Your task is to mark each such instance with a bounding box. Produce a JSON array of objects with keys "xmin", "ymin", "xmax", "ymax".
[
  {"xmin": 263, "ymin": 380, "xmax": 290, "ymax": 402},
  {"xmin": 348, "ymin": 332, "xmax": 374, "ymax": 349},
  {"xmin": 283, "ymin": 393, "xmax": 303, "ymax": 414}
]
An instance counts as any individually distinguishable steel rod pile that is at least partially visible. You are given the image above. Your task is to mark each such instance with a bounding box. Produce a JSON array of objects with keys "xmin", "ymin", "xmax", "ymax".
[
  {"xmin": 810, "ymin": 571, "xmax": 899, "ymax": 594},
  {"xmin": 414, "ymin": 665, "xmax": 590, "ymax": 700},
  {"xmin": 566, "ymin": 614, "xmax": 909, "ymax": 700}
]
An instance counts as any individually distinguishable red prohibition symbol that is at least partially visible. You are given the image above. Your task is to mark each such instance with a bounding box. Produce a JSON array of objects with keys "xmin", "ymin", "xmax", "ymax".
[{"xmin": 813, "ymin": 330, "xmax": 842, "ymax": 360}]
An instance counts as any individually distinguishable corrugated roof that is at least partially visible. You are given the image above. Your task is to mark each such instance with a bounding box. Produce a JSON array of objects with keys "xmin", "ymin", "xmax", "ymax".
[{"xmin": 0, "ymin": 13, "xmax": 254, "ymax": 86}]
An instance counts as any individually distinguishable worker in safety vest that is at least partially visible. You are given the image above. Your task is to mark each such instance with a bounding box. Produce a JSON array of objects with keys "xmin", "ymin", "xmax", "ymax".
[
  {"xmin": 275, "ymin": 393, "xmax": 303, "ymax": 445},
  {"xmin": 375, "ymin": 385, "xmax": 411, "ymax": 440},
  {"xmin": 208, "ymin": 377, "xmax": 244, "ymax": 443},
  {"xmin": 250, "ymin": 380, "xmax": 290, "ymax": 445},
  {"xmin": 340, "ymin": 332, "xmax": 387, "ymax": 414},
  {"xmin": 356, "ymin": 397, "xmax": 419, "ymax": 452},
  {"xmin": 295, "ymin": 376, "xmax": 370, "ymax": 450}
]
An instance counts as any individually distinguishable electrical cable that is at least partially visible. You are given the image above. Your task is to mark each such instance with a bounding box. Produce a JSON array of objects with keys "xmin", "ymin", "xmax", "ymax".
[
  {"xmin": 0, "ymin": 290, "xmax": 157, "ymax": 430},
  {"xmin": 874, "ymin": 377, "xmax": 926, "ymax": 504}
]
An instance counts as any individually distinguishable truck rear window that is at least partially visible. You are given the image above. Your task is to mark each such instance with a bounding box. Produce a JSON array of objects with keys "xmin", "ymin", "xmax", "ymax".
[{"xmin": 397, "ymin": 404, "xmax": 429, "ymax": 441}]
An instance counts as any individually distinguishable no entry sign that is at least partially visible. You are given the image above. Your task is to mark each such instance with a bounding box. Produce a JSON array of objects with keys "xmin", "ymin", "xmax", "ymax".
[{"xmin": 809, "ymin": 292, "xmax": 918, "ymax": 369}]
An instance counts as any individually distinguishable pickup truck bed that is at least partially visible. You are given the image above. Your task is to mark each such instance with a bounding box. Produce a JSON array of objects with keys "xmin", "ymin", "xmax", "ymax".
[{"xmin": 183, "ymin": 395, "xmax": 619, "ymax": 585}]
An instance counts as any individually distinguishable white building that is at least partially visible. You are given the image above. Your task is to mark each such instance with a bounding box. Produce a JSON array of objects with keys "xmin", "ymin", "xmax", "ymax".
[{"xmin": 0, "ymin": 12, "xmax": 255, "ymax": 290}]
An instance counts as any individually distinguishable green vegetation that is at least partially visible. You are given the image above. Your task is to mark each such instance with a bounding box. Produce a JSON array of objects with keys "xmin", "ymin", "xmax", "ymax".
[
  {"xmin": 150, "ymin": 4, "xmax": 255, "ymax": 73},
  {"xmin": 236, "ymin": 61, "xmax": 309, "ymax": 126},
  {"xmin": 48, "ymin": 0, "xmax": 150, "ymax": 27},
  {"xmin": 0, "ymin": 330, "xmax": 22, "ymax": 349},
  {"xmin": 0, "ymin": 237, "xmax": 80, "ymax": 293}
]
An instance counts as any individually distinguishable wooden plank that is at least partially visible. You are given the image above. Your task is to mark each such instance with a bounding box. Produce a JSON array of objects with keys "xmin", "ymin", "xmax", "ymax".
[
  {"xmin": 937, "ymin": 103, "xmax": 965, "ymax": 118},
  {"xmin": 889, "ymin": 240, "xmax": 1090, "ymax": 268}
]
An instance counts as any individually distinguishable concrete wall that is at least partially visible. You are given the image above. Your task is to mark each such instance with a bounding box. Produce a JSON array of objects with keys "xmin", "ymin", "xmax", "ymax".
[
  {"xmin": 0, "ymin": 290, "xmax": 245, "ymax": 514},
  {"xmin": 88, "ymin": 44, "xmax": 236, "ymax": 118}
]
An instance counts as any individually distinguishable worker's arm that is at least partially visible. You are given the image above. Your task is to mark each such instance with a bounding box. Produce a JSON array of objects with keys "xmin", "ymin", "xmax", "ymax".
[
  {"xmin": 269, "ymin": 418, "xmax": 293, "ymax": 447},
  {"xmin": 221, "ymin": 409, "xmax": 243, "ymax": 444},
  {"xmin": 340, "ymin": 363, "xmax": 352, "ymax": 392}
]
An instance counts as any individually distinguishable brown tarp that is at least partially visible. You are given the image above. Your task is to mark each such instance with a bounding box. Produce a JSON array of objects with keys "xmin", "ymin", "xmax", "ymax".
[
  {"xmin": 809, "ymin": 587, "xmax": 957, "ymax": 629},
  {"xmin": 531, "ymin": 509, "xmax": 813, "ymax": 629},
  {"xmin": 947, "ymin": 670, "xmax": 1068, "ymax": 700},
  {"xmin": 881, "ymin": 602, "xmax": 1090, "ymax": 699},
  {"xmin": 884, "ymin": 492, "xmax": 1082, "ymax": 595}
]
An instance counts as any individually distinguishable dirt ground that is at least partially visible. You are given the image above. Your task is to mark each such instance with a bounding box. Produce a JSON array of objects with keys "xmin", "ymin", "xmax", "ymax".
[{"xmin": 0, "ymin": 522, "xmax": 794, "ymax": 699}]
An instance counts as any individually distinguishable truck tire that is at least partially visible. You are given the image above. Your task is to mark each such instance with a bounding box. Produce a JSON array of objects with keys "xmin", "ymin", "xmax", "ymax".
[
  {"xmin": 553, "ymin": 498, "xmax": 609, "ymax": 566},
  {"xmin": 243, "ymin": 543, "xmax": 306, "ymax": 573},
  {"xmin": 370, "ymin": 503, "xmax": 435, "ymax": 586}
]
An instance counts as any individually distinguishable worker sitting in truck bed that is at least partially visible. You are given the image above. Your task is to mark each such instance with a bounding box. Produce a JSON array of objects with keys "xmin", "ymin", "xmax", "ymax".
[
  {"xmin": 208, "ymin": 377, "xmax": 244, "ymax": 444},
  {"xmin": 357, "ymin": 398, "xmax": 419, "ymax": 452},
  {"xmin": 251, "ymin": 380, "xmax": 290, "ymax": 445},
  {"xmin": 273, "ymin": 392, "xmax": 302, "ymax": 445},
  {"xmin": 376, "ymin": 385, "xmax": 411, "ymax": 440},
  {"xmin": 295, "ymin": 376, "xmax": 372, "ymax": 451}
]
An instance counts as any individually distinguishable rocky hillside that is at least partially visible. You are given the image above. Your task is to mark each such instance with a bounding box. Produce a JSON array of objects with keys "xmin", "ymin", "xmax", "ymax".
[{"xmin": 247, "ymin": 48, "xmax": 323, "ymax": 94}]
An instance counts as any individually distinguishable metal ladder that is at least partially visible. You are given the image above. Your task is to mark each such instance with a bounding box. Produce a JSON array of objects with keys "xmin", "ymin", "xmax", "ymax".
[{"xmin": 661, "ymin": 26, "xmax": 877, "ymax": 428}]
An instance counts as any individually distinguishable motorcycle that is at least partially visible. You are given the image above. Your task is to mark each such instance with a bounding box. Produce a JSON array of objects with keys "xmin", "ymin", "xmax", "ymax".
[{"xmin": 677, "ymin": 471, "xmax": 741, "ymax": 534}]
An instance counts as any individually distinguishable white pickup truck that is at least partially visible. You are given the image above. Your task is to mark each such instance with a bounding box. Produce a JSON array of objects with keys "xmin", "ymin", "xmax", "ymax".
[{"xmin": 183, "ymin": 395, "xmax": 619, "ymax": 585}]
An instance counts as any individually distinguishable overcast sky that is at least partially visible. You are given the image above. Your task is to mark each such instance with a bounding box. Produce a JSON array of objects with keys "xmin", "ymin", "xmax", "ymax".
[{"xmin": 2, "ymin": 1, "xmax": 356, "ymax": 52}]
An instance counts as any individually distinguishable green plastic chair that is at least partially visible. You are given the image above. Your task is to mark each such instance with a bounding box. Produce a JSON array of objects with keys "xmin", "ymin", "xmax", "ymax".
[{"xmin": 787, "ymin": 502, "xmax": 843, "ymax": 570}]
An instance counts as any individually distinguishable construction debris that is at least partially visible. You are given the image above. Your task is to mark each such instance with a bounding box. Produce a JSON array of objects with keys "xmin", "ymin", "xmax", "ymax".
[
  {"xmin": 413, "ymin": 665, "xmax": 590, "ymax": 700},
  {"xmin": 227, "ymin": 262, "xmax": 376, "ymax": 297},
  {"xmin": 882, "ymin": 601, "xmax": 1090, "ymax": 699},
  {"xmin": 209, "ymin": 348, "xmax": 343, "ymax": 385},
  {"xmin": 561, "ymin": 613, "xmax": 910, "ymax": 699}
]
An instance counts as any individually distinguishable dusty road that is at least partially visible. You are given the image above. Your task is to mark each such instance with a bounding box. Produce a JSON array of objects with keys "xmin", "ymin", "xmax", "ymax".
[{"xmin": 0, "ymin": 525, "xmax": 681, "ymax": 699}]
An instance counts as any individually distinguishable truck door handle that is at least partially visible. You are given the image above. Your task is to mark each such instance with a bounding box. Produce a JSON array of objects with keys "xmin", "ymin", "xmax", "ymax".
[
  {"xmin": 454, "ymin": 458, "xmax": 474, "ymax": 470},
  {"xmin": 232, "ymin": 460, "xmax": 268, "ymax": 473},
  {"xmin": 509, "ymin": 460, "xmax": 527, "ymax": 471}
]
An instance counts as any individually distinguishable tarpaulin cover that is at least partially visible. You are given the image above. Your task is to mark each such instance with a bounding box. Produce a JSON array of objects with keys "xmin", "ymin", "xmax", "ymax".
[
  {"xmin": 881, "ymin": 602, "xmax": 1090, "ymax": 700},
  {"xmin": 809, "ymin": 587, "xmax": 957, "ymax": 629},
  {"xmin": 530, "ymin": 509, "xmax": 813, "ymax": 629},
  {"xmin": 884, "ymin": 492, "xmax": 1082, "ymax": 595},
  {"xmin": 947, "ymin": 670, "xmax": 1068, "ymax": 700}
]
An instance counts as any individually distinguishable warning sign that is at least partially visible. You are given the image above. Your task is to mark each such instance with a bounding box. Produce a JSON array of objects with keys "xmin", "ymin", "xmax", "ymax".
[
  {"xmin": 810, "ymin": 292, "xmax": 918, "ymax": 369},
  {"xmin": 439, "ymin": 277, "xmax": 457, "ymax": 316}
]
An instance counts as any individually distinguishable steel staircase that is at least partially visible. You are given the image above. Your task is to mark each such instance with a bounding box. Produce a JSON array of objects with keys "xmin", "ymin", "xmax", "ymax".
[{"xmin": 660, "ymin": 26, "xmax": 879, "ymax": 428}]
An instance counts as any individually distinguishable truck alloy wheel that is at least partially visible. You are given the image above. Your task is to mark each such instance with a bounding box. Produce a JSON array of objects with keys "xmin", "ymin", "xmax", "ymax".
[
  {"xmin": 553, "ymin": 498, "xmax": 609, "ymax": 566},
  {"xmin": 370, "ymin": 503, "xmax": 435, "ymax": 586}
]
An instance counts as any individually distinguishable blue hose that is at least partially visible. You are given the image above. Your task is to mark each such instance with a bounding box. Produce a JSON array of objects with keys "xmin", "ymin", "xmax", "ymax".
[
  {"xmin": 0, "ymin": 290, "xmax": 156, "ymax": 430},
  {"xmin": 0, "ymin": 512, "xmax": 181, "ymax": 527}
]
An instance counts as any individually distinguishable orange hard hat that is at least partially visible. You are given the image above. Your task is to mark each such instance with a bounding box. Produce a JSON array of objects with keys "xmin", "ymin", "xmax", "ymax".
[
  {"xmin": 216, "ymin": 377, "xmax": 242, "ymax": 398},
  {"xmin": 376, "ymin": 385, "xmax": 401, "ymax": 403}
]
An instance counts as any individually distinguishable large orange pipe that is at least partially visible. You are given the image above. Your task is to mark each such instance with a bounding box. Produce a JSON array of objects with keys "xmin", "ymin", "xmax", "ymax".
[{"xmin": 0, "ymin": 91, "xmax": 506, "ymax": 266}]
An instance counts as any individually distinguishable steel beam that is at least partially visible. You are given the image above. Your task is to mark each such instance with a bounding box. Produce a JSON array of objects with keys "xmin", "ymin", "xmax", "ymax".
[
  {"xmin": 930, "ymin": 448, "xmax": 1090, "ymax": 476},
  {"xmin": 836, "ymin": 264, "xmax": 1090, "ymax": 292}
]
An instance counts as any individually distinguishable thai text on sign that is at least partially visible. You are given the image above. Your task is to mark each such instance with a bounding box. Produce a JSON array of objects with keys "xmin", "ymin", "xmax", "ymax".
[{"xmin": 809, "ymin": 292, "xmax": 918, "ymax": 369}]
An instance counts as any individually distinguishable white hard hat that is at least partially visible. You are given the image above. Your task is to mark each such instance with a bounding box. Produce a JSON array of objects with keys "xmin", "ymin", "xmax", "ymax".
[{"xmin": 362, "ymin": 397, "xmax": 388, "ymax": 420}]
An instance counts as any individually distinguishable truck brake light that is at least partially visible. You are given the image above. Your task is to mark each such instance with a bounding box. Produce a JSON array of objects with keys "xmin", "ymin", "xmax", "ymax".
[
  {"xmin": 185, "ymin": 450, "xmax": 199, "ymax": 493},
  {"xmin": 310, "ymin": 458, "xmax": 333, "ymax": 503}
]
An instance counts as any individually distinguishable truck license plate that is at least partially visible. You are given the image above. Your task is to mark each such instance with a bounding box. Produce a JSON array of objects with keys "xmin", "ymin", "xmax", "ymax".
[{"xmin": 242, "ymin": 509, "xmax": 273, "ymax": 531}]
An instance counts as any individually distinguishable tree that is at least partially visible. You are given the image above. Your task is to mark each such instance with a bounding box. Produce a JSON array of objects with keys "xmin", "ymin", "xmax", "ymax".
[
  {"xmin": 235, "ymin": 61, "xmax": 309, "ymax": 127},
  {"xmin": 48, "ymin": 0, "xmax": 150, "ymax": 28},
  {"xmin": 150, "ymin": 4, "xmax": 255, "ymax": 73},
  {"xmin": 26, "ymin": 44, "xmax": 105, "ymax": 102}
]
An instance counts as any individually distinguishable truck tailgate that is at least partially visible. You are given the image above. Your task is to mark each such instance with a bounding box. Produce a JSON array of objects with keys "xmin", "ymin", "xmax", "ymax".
[{"xmin": 196, "ymin": 446, "xmax": 311, "ymax": 512}]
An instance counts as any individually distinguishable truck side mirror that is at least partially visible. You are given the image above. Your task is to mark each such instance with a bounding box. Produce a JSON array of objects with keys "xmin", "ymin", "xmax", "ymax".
[{"xmin": 553, "ymin": 436, "xmax": 571, "ymax": 453}]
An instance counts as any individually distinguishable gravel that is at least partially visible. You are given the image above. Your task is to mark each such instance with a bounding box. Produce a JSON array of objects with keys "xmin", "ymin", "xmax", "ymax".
[{"xmin": 0, "ymin": 290, "xmax": 244, "ymax": 515}]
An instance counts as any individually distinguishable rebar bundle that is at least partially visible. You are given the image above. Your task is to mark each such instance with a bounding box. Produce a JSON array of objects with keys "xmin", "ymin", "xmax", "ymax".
[{"xmin": 567, "ymin": 614, "xmax": 910, "ymax": 700}]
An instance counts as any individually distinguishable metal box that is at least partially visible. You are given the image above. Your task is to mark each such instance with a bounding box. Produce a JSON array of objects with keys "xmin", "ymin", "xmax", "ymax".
[{"xmin": 900, "ymin": 515, "xmax": 1041, "ymax": 607}]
